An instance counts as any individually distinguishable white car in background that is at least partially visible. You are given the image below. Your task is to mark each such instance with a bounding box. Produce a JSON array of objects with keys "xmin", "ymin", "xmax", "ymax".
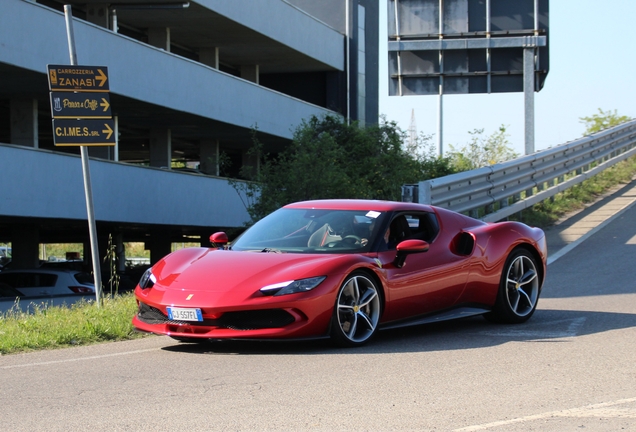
[{"xmin": 0, "ymin": 268, "xmax": 95, "ymax": 297}]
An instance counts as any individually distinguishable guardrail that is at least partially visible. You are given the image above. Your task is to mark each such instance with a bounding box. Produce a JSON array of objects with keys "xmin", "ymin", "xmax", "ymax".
[{"xmin": 404, "ymin": 120, "xmax": 636, "ymax": 222}]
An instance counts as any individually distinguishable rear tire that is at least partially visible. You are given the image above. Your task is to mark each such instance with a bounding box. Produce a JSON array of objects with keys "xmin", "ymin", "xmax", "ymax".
[
  {"xmin": 330, "ymin": 272, "xmax": 382, "ymax": 347},
  {"xmin": 485, "ymin": 248, "xmax": 541, "ymax": 324}
]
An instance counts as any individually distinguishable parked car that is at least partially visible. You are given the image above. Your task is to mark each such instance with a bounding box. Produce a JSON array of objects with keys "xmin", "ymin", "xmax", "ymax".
[
  {"xmin": 0, "ymin": 268, "xmax": 95, "ymax": 297},
  {"xmin": 133, "ymin": 199, "xmax": 547, "ymax": 347}
]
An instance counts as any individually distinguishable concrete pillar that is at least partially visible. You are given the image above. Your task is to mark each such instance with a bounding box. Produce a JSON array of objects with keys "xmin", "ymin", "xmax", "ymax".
[
  {"xmin": 199, "ymin": 138, "xmax": 220, "ymax": 175},
  {"xmin": 86, "ymin": 3, "xmax": 110, "ymax": 28},
  {"xmin": 10, "ymin": 98, "xmax": 38, "ymax": 148},
  {"xmin": 200, "ymin": 47, "xmax": 220, "ymax": 69},
  {"xmin": 148, "ymin": 27, "xmax": 170, "ymax": 51},
  {"xmin": 240, "ymin": 65, "xmax": 259, "ymax": 84},
  {"xmin": 10, "ymin": 225, "xmax": 40, "ymax": 269},
  {"xmin": 115, "ymin": 233, "xmax": 126, "ymax": 273},
  {"xmin": 146, "ymin": 232, "xmax": 172, "ymax": 265},
  {"xmin": 149, "ymin": 128, "xmax": 172, "ymax": 168}
]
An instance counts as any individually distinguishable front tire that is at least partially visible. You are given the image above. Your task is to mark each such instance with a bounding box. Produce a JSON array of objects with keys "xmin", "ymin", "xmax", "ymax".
[
  {"xmin": 486, "ymin": 248, "xmax": 541, "ymax": 324},
  {"xmin": 330, "ymin": 272, "xmax": 382, "ymax": 347}
]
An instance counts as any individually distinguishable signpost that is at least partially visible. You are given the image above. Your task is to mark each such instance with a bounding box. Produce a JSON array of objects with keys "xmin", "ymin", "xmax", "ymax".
[
  {"xmin": 46, "ymin": 5, "xmax": 115, "ymax": 306},
  {"xmin": 48, "ymin": 65, "xmax": 115, "ymax": 147}
]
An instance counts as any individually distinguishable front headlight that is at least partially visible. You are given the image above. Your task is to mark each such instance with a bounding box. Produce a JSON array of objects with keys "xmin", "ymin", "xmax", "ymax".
[
  {"xmin": 260, "ymin": 276, "xmax": 326, "ymax": 296},
  {"xmin": 139, "ymin": 268, "xmax": 156, "ymax": 289}
]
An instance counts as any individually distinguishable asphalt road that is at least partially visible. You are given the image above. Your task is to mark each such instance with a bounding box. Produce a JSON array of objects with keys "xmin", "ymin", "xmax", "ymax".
[{"xmin": 1, "ymin": 206, "xmax": 636, "ymax": 431}]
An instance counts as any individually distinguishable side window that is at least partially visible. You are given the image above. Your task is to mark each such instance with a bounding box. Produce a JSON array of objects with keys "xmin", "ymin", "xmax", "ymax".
[
  {"xmin": 401, "ymin": 212, "xmax": 440, "ymax": 243},
  {"xmin": 383, "ymin": 211, "xmax": 441, "ymax": 250},
  {"xmin": 34, "ymin": 274, "xmax": 57, "ymax": 287},
  {"xmin": 12, "ymin": 273, "xmax": 57, "ymax": 288},
  {"xmin": 0, "ymin": 273, "xmax": 18, "ymax": 288}
]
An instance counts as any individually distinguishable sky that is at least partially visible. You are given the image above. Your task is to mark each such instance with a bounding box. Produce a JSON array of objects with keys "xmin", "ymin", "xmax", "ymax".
[{"xmin": 377, "ymin": 0, "xmax": 636, "ymax": 156}]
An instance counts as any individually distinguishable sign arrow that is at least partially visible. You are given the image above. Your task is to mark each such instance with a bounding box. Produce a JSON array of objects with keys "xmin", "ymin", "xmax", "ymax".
[
  {"xmin": 100, "ymin": 98, "xmax": 110, "ymax": 112},
  {"xmin": 102, "ymin": 123, "xmax": 113, "ymax": 140},
  {"xmin": 96, "ymin": 68, "xmax": 108, "ymax": 87}
]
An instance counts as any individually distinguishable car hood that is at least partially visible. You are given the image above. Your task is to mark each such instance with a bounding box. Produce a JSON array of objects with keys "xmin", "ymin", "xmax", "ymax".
[{"xmin": 150, "ymin": 248, "xmax": 357, "ymax": 294}]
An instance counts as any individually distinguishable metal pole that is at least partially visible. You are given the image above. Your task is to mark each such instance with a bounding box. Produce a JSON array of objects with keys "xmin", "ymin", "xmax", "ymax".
[
  {"xmin": 345, "ymin": 0, "xmax": 350, "ymax": 123},
  {"xmin": 64, "ymin": 5, "xmax": 103, "ymax": 306},
  {"xmin": 486, "ymin": 0, "xmax": 491, "ymax": 94},
  {"xmin": 523, "ymin": 46, "xmax": 535, "ymax": 155},
  {"xmin": 437, "ymin": 0, "xmax": 444, "ymax": 155},
  {"xmin": 394, "ymin": 0, "xmax": 403, "ymax": 97}
]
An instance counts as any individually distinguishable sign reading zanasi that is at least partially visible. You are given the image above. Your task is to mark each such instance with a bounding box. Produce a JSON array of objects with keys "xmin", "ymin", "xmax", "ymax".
[
  {"xmin": 48, "ymin": 65, "xmax": 109, "ymax": 92},
  {"xmin": 47, "ymin": 64, "xmax": 115, "ymax": 146}
]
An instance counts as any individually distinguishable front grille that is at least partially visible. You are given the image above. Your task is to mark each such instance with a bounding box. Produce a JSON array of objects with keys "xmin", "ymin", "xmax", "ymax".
[
  {"xmin": 137, "ymin": 302, "xmax": 295, "ymax": 330},
  {"xmin": 137, "ymin": 303, "xmax": 169, "ymax": 324},
  {"xmin": 219, "ymin": 309, "xmax": 295, "ymax": 330}
]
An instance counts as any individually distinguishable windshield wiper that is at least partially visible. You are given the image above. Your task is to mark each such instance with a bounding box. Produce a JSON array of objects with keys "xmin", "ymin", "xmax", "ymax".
[{"xmin": 261, "ymin": 248, "xmax": 283, "ymax": 253}]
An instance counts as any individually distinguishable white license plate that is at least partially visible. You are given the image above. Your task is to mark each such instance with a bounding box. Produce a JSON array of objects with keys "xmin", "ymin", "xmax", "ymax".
[{"xmin": 167, "ymin": 307, "xmax": 203, "ymax": 322}]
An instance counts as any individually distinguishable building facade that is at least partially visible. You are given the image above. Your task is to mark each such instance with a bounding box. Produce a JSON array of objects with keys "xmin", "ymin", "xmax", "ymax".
[{"xmin": 0, "ymin": 0, "xmax": 379, "ymax": 268}]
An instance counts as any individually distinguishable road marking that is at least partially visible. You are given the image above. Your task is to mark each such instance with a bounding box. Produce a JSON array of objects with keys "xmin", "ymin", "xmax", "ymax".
[
  {"xmin": 479, "ymin": 317, "xmax": 586, "ymax": 339},
  {"xmin": 0, "ymin": 348, "xmax": 158, "ymax": 370},
  {"xmin": 454, "ymin": 397, "xmax": 636, "ymax": 431},
  {"xmin": 548, "ymin": 192, "xmax": 636, "ymax": 265}
]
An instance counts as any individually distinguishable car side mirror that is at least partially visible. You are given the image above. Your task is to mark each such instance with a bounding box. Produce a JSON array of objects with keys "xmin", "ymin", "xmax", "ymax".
[
  {"xmin": 393, "ymin": 239, "xmax": 429, "ymax": 268},
  {"xmin": 210, "ymin": 232, "xmax": 229, "ymax": 248}
]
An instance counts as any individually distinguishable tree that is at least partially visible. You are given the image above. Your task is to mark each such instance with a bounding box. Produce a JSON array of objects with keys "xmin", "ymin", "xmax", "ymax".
[
  {"xmin": 447, "ymin": 125, "xmax": 518, "ymax": 171},
  {"xmin": 580, "ymin": 108, "xmax": 631, "ymax": 135},
  {"xmin": 231, "ymin": 115, "xmax": 455, "ymax": 223}
]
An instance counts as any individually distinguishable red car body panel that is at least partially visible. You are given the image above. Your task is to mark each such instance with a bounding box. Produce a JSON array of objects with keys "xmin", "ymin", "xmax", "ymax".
[{"xmin": 132, "ymin": 199, "xmax": 547, "ymax": 342}]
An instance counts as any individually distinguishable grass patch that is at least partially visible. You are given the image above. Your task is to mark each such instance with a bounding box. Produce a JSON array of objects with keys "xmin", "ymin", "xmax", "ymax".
[
  {"xmin": 0, "ymin": 293, "xmax": 145, "ymax": 355},
  {"xmin": 513, "ymin": 155, "xmax": 636, "ymax": 228}
]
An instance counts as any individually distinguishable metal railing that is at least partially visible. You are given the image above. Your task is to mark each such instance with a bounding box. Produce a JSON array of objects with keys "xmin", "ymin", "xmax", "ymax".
[{"xmin": 404, "ymin": 120, "xmax": 636, "ymax": 222}]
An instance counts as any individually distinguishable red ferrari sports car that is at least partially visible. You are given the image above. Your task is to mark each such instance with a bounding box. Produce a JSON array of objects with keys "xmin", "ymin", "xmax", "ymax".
[{"xmin": 133, "ymin": 199, "xmax": 547, "ymax": 347}]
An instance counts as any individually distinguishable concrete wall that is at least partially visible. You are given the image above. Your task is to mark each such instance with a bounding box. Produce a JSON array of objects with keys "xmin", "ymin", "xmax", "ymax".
[
  {"xmin": 0, "ymin": 143, "xmax": 250, "ymax": 228},
  {"xmin": 204, "ymin": 0, "xmax": 345, "ymax": 69}
]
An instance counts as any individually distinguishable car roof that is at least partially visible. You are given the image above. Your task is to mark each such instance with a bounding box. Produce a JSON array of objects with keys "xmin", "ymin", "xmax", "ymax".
[
  {"xmin": 0, "ymin": 268, "xmax": 80, "ymax": 275},
  {"xmin": 284, "ymin": 199, "xmax": 434, "ymax": 212}
]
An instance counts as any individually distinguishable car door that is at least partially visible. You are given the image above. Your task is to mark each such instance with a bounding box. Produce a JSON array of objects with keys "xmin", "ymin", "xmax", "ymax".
[{"xmin": 378, "ymin": 212, "xmax": 472, "ymax": 322}]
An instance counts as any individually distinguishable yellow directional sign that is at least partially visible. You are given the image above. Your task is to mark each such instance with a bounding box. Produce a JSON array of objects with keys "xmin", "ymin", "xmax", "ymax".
[
  {"xmin": 50, "ymin": 92, "xmax": 112, "ymax": 119},
  {"xmin": 47, "ymin": 65, "xmax": 109, "ymax": 92},
  {"xmin": 48, "ymin": 64, "xmax": 115, "ymax": 146},
  {"xmin": 52, "ymin": 119, "xmax": 116, "ymax": 146}
]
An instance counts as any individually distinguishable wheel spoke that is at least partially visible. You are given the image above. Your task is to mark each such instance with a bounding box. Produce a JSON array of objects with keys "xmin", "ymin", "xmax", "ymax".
[
  {"xmin": 352, "ymin": 278, "xmax": 360, "ymax": 304},
  {"xmin": 358, "ymin": 287, "xmax": 377, "ymax": 308},
  {"xmin": 519, "ymin": 268, "xmax": 537, "ymax": 286},
  {"xmin": 510, "ymin": 289, "xmax": 521, "ymax": 311},
  {"xmin": 517, "ymin": 287, "xmax": 533, "ymax": 307},
  {"xmin": 346, "ymin": 314, "xmax": 358, "ymax": 338},
  {"xmin": 357, "ymin": 310, "xmax": 374, "ymax": 330}
]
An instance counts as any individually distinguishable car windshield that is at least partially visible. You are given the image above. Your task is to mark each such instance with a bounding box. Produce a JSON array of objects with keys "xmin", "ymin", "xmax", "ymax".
[{"xmin": 231, "ymin": 208, "xmax": 387, "ymax": 253}]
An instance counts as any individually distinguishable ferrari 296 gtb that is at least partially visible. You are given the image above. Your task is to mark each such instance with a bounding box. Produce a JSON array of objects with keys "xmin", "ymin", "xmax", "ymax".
[{"xmin": 132, "ymin": 199, "xmax": 547, "ymax": 347}]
